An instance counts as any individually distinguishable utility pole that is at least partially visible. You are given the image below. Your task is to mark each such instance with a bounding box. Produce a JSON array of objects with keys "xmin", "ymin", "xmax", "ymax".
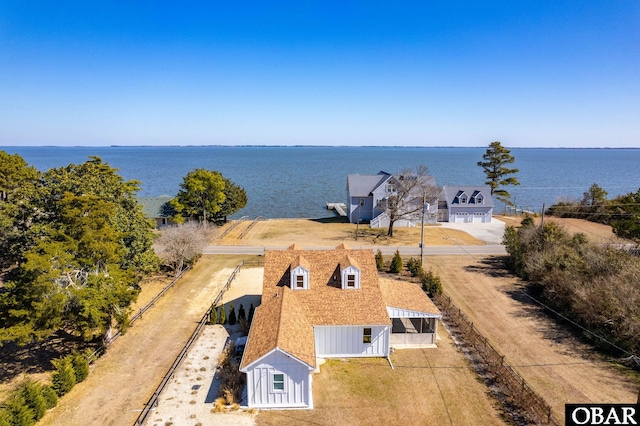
[{"xmin": 420, "ymin": 193, "xmax": 426, "ymax": 266}]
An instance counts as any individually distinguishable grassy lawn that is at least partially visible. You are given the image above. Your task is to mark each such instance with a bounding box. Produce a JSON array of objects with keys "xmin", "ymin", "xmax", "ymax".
[{"xmin": 257, "ymin": 323, "xmax": 506, "ymax": 426}]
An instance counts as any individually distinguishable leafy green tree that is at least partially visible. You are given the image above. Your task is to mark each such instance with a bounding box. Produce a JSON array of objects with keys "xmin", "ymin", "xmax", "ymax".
[
  {"xmin": 0, "ymin": 151, "xmax": 43, "ymax": 267},
  {"xmin": 389, "ymin": 250, "xmax": 403, "ymax": 274},
  {"xmin": 477, "ymin": 141, "xmax": 520, "ymax": 206},
  {"xmin": 212, "ymin": 178, "xmax": 248, "ymax": 223},
  {"xmin": 170, "ymin": 169, "xmax": 226, "ymax": 223},
  {"xmin": 51, "ymin": 356, "xmax": 76, "ymax": 397},
  {"xmin": 608, "ymin": 188, "xmax": 640, "ymax": 244},
  {"xmin": 40, "ymin": 157, "xmax": 158, "ymax": 275}
]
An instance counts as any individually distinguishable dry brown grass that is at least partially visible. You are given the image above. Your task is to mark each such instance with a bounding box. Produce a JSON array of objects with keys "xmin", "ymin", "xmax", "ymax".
[
  {"xmin": 431, "ymin": 255, "xmax": 640, "ymax": 424},
  {"xmin": 216, "ymin": 218, "xmax": 484, "ymax": 247},
  {"xmin": 257, "ymin": 323, "xmax": 506, "ymax": 426}
]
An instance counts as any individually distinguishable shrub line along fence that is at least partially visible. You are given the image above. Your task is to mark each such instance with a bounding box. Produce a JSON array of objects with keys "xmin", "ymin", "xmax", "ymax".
[
  {"xmin": 133, "ymin": 260, "xmax": 246, "ymax": 426},
  {"xmin": 433, "ymin": 293, "xmax": 561, "ymax": 426},
  {"xmin": 86, "ymin": 268, "xmax": 189, "ymax": 364}
]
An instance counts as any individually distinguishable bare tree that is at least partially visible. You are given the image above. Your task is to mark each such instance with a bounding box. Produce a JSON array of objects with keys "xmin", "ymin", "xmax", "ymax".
[
  {"xmin": 377, "ymin": 166, "xmax": 440, "ymax": 237},
  {"xmin": 154, "ymin": 222, "xmax": 216, "ymax": 276}
]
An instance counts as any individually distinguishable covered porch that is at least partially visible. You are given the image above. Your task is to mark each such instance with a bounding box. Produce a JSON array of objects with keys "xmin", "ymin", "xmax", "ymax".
[{"xmin": 389, "ymin": 312, "xmax": 440, "ymax": 349}]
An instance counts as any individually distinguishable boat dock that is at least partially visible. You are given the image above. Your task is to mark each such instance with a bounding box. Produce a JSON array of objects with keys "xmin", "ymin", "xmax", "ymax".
[{"xmin": 326, "ymin": 202, "xmax": 347, "ymax": 217}]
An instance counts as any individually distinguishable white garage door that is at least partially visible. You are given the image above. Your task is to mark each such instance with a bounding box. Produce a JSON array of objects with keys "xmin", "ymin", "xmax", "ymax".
[
  {"xmin": 454, "ymin": 213, "xmax": 468, "ymax": 223},
  {"xmin": 473, "ymin": 213, "xmax": 485, "ymax": 223}
]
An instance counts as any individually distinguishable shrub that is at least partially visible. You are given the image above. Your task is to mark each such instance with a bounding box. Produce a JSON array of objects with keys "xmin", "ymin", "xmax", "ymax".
[
  {"xmin": 247, "ymin": 304, "xmax": 255, "ymax": 325},
  {"xmin": 51, "ymin": 356, "xmax": 76, "ymax": 397},
  {"xmin": 228, "ymin": 303, "xmax": 236, "ymax": 326},
  {"xmin": 41, "ymin": 385, "xmax": 58, "ymax": 409},
  {"xmin": 71, "ymin": 352, "xmax": 89, "ymax": 383},
  {"xmin": 375, "ymin": 249, "xmax": 385, "ymax": 270},
  {"xmin": 407, "ymin": 257, "xmax": 423, "ymax": 277},
  {"xmin": 2, "ymin": 394, "xmax": 34, "ymax": 426},
  {"xmin": 421, "ymin": 269, "xmax": 443, "ymax": 296},
  {"xmin": 209, "ymin": 304, "xmax": 218, "ymax": 325},
  {"xmin": 218, "ymin": 305, "xmax": 226, "ymax": 325},
  {"xmin": 238, "ymin": 304, "xmax": 246, "ymax": 321},
  {"xmin": 389, "ymin": 249, "xmax": 403, "ymax": 274},
  {"xmin": 16, "ymin": 379, "xmax": 46, "ymax": 421}
]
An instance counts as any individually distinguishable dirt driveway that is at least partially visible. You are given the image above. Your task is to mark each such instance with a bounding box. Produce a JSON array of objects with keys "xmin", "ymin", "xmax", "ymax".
[{"xmin": 429, "ymin": 255, "xmax": 640, "ymax": 424}]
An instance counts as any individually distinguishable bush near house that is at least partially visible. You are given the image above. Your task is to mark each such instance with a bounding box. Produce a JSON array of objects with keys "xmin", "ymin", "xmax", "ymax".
[{"xmin": 389, "ymin": 250, "xmax": 403, "ymax": 273}]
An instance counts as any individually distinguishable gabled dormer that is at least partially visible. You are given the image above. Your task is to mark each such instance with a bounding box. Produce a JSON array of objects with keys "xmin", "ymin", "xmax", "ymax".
[
  {"xmin": 340, "ymin": 255, "xmax": 361, "ymax": 289},
  {"xmin": 471, "ymin": 190, "xmax": 484, "ymax": 204},
  {"xmin": 454, "ymin": 190, "xmax": 468, "ymax": 204},
  {"xmin": 290, "ymin": 255, "xmax": 310, "ymax": 290}
]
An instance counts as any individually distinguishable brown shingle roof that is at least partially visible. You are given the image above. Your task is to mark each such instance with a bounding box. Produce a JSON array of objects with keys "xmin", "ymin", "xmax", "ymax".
[
  {"xmin": 241, "ymin": 247, "xmax": 395, "ymax": 369},
  {"xmin": 379, "ymin": 278, "xmax": 441, "ymax": 316},
  {"xmin": 240, "ymin": 286, "xmax": 316, "ymax": 370}
]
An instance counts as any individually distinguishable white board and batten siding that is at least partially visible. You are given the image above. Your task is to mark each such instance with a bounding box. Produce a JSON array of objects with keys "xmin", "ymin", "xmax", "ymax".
[
  {"xmin": 243, "ymin": 349, "xmax": 314, "ymax": 409},
  {"xmin": 314, "ymin": 325, "xmax": 390, "ymax": 358}
]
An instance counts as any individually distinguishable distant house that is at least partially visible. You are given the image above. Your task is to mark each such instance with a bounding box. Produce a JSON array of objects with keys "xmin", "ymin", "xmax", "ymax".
[
  {"xmin": 138, "ymin": 196, "xmax": 176, "ymax": 227},
  {"xmin": 346, "ymin": 172, "xmax": 438, "ymax": 228},
  {"xmin": 438, "ymin": 185, "xmax": 494, "ymax": 223},
  {"xmin": 239, "ymin": 244, "xmax": 441, "ymax": 409}
]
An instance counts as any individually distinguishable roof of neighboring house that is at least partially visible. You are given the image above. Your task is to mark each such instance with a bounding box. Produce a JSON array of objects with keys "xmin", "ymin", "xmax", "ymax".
[
  {"xmin": 138, "ymin": 196, "xmax": 175, "ymax": 218},
  {"xmin": 441, "ymin": 185, "xmax": 495, "ymax": 208},
  {"xmin": 379, "ymin": 278, "xmax": 441, "ymax": 316},
  {"xmin": 346, "ymin": 172, "xmax": 391, "ymax": 197}
]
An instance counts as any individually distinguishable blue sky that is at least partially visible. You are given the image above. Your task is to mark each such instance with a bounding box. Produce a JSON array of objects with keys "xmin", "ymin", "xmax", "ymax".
[{"xmin": 1, "ymin": 1, "xmax": 639, "ymax": 147}]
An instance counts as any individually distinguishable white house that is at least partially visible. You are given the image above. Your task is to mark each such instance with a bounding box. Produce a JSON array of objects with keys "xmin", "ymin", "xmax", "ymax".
[
  {"xmin": 239, "ymin": 244, "xmax": 441, "ymax": 409},
  {"xmin": 438, "ymin": 185, "xmax": 494, "ymax": 223}
]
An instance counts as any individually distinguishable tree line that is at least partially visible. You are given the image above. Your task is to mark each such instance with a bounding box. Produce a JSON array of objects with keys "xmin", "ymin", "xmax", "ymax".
[
  {"xmin": 547, "ymin": 183, "xmax": 640, "ymax": 244},
  {"xmin": 0, "ymin": 151, "xmax": 247, "ymax": 346},
  {"xmin": 503, "ymin": 217, "xmax": 640, "ymax": 358}
]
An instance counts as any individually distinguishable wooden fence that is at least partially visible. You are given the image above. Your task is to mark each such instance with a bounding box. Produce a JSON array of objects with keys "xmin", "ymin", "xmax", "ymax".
[
  {"xmin": 86, "ymin": 268, "xmax": 189, "ymax": 364},
  {"xmin": 133, "ymin": 261, "xmax": 246, "ymax": 426},
  {"xmin": 434, "ymin": 293, "xmax": 560, "ymax": 426}
]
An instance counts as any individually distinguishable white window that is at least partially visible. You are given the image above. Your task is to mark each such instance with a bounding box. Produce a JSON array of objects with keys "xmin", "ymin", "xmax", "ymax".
[
  {"xmin": 295, "ymin": 275, "xmax": 304, "ymax": 288},
  {"xmin": 272, "ymin": 373, "xmax": 285, "ymax": 392},
  {"xmin": 359, "ymin": 198, "xmax": 365, "ymax": 206},
  {"xmin": 387, "ymin": 184, "xmax": 396, "ymax": 193},
  {"xmin": 363, "ymin": 328, "xmax": 372, "ymax": 343},
  {"xmin": 347, "ymin": 274, "xmax": 356, "ymax": 288}
]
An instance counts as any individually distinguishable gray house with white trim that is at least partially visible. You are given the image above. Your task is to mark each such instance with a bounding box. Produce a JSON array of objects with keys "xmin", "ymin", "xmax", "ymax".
[{"xmin": 346, "ymin": 172, "xmax": 438, "ymax": 228}]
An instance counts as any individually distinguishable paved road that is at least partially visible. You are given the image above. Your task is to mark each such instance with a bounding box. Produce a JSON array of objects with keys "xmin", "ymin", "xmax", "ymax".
[{"xmin": 203, "ymin": 245, "xmax": 506, "ymax": 256}]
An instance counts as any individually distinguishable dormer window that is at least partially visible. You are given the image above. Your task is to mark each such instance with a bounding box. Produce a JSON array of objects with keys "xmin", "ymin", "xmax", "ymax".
[
  {"xmin": 346, "ymin": 274, "xmax": 356, "ymax": 288},
  {"xmin": 454, "ymin": 191, "xmax": 468, "ymax": 205},
  {"xmin": 290, "ymin": 256, "xmax": 310, "ymax": 290},
  {"xmin": 471, "ymin": 191, "xmax": 484, "ymax": 204},
  {"xmin": 340, "ymin": 255, "xmax": 361, "ymax": 289}
]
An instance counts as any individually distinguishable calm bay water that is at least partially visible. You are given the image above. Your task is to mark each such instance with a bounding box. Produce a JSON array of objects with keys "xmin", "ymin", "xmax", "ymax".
[{"xmin": 4, "ymin": 146, "xmax": 640, "ymax": 219}]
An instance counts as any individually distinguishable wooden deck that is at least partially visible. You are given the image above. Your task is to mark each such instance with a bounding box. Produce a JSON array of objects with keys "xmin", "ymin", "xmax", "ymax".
[{"xmin": 326, "ymin": 202, "xmax": 347, "ymax": 217}]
